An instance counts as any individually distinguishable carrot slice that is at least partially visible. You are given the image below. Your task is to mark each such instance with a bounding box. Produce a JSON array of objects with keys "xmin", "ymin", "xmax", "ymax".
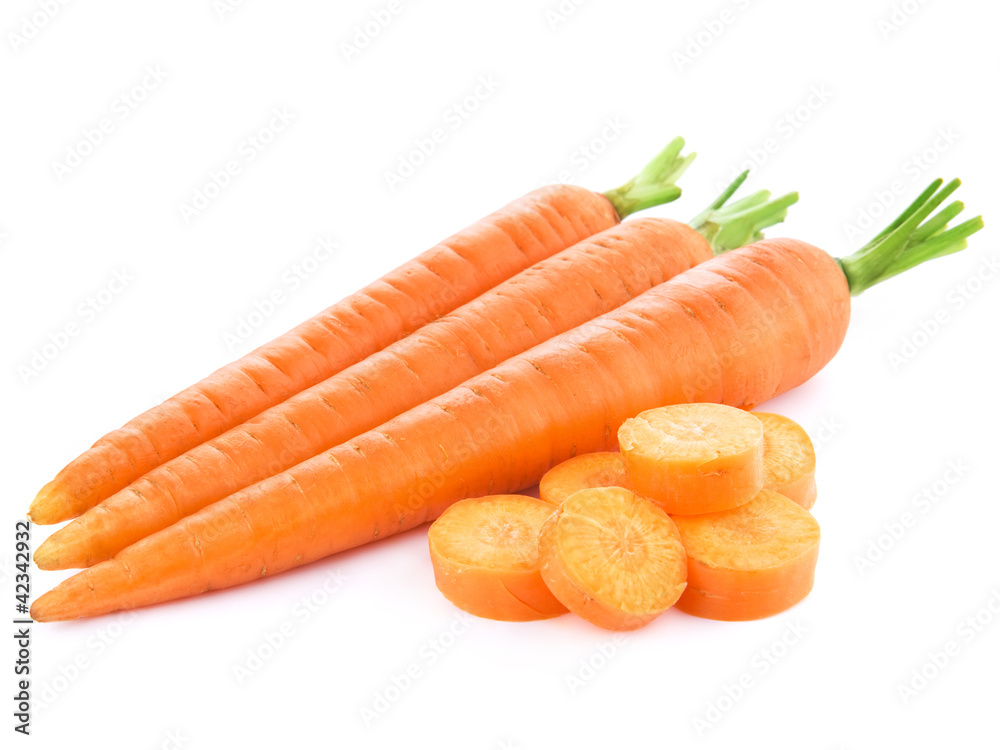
[
  {"xmin": 428, "ymin": 495, "xmax": 567, "ymax": 622},
  {"xmin": 672, "ymin": 489, "xmax": 820, "ymax": 621},
  {"xmin": 539, "ymin": 452, "xmax": 627, "ymax": 506},
  {"xmin": 754, "ymin": 412, "xmax": 817, "ymax": 510},
  {"xmin": 538, "ymin": 487, "xmax": 687, "ymax": 631},
  {"xmin": 618, "ymin": 403, "xmax": 764, "ymax": 515}
]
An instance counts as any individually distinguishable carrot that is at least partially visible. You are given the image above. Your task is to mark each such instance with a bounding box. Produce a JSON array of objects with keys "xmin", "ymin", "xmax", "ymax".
[
  {"xmin": 30, "ymin": 179, "xmax": 982, "ymax": 622},
  {"xmin": 34, "ymin": 175, "xmax": 798, "ymax": 569},
  {"xmin": 27, "ymin": 138, "xmax": 696, "ymax": 526},
  {"xmin": 671, "ymin": 489, "xmax": 820, "ymax": 620},
  {"xmin": 754, "ymin": 412, "xmax": 817, "ymax": 509},
  {"xmin": 618, "ymin": 403, "xmax": 764, "ymax": 514},
  {"xmin": 428, "ymin": 495, "xmax": 566, "ymax": 621},
  {"xmin": 538, "ymin": 452, "xmax": 626, "ymax": 506},
  {"xmin": 538, "ymin": 487, "xmax": 687, "ymax": 631}
]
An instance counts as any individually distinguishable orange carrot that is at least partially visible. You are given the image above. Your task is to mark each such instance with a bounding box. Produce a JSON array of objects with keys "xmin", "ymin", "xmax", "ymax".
[
  {"xmin": 34, "ymin": 219, "xmax": 707, "ymax": 569},
  {"xmin": 754, "ymin": 412, "xmax": 817, "ymax": 509},
  {"xmin": 538, "ymin": 487, "xmax": 687, "ymax": 631},
  {"xmin": 30, "ymin": 179, "xmax": 981, "ymax": 621},
  {"xmin": 538, "ymin": 452, "xmax": 626, "ymax": 506},
  {"xmin": 27, "ymin": 139, "xmax": 696, "ymax": 525},
  {"xmin": 428, "ymin": 495, "xmax": 566, "ymax": 621},
  {"xmin": 36, "ymin": 174, "xmax": 797, "ymax": 569},
  {"xmin": 618, "ymin": 403, "xmax": 764, "ymax": 514},
  {"xmin": 671, "ymin": 489, "xmax": 820, "ymax": 621}
]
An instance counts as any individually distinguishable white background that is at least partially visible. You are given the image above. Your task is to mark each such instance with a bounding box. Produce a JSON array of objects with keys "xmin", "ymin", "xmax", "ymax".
[{"xmin": 2, "ymin": 0, "xmax": 999, "ymax": 747}]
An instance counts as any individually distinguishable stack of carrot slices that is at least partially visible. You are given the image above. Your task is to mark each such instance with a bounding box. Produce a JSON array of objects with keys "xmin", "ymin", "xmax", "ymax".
[{"xmin": 428, "ymin": 403, "xmax": 820, "ymax": 630}]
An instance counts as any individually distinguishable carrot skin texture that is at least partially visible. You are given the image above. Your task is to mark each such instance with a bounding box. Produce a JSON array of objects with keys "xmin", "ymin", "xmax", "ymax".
[
  {"xmin": 775, "ymin": 473, "xmax": 818, "ymax": 510},
  {"xmin": 31, "ymin": 239, "xmax": 850, "ymax": 622},
  {"xmin": 36, "ymin": 219, "xmax": 712, "ymax": 569},
  {"xmin": 679, "ymin": 546, "xmax": 820, "ymax": 621},
  {"xmin": 28, "ymin": 186, "xmax": 619, "ymax": 525}
]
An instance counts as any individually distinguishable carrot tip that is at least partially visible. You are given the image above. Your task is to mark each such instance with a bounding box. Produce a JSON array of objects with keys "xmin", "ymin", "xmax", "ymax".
[
  {"xmin": 32, "ymin": 540, "xmax": 63, "ymax": 571},
  {"xmin": 29, "ymin": 593, "xmax": 56, "ymax": 623},
  {"xmin": 27, "ymin": 487, "xmax": 73, "ymax": 526},
  {"xmin": 30, "ymin": 572, "xmax": 112, "ymax": 622}
]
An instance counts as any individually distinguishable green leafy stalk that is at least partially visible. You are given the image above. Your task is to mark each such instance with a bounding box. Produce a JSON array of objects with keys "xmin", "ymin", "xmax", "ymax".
[
  {"xmin": 688, "ymin": 170, "xmax": 749, "ymax": 226},
  {"xmin": 837, "ymin": 178, "xmax": 985, "ymax": 295},
  {"xmin": 603, "ymin": 137, "xmax": 696, "ymax": 219},
  {"xmin": 688, "ymin": 170, "xmax": 800, "ymax": 254}
]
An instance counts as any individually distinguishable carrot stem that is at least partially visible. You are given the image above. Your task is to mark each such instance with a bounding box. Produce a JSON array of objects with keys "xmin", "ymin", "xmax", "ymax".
[
  {"xmin": 838, "ymin": 178, "xmax": 985, "ymax": 295},
  {"xmin": 689, "ymin": 171, "xmax": 799, "ymax": 254},
  {"xmin": 603, "ymin": 137, "xmax": 695, "ymax": 218}
]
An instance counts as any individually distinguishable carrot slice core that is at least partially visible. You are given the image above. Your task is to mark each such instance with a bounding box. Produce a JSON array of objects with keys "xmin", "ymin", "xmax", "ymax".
[{"xmin": 538, "ymin": 487, "xmax": 687, "ymax": 631}]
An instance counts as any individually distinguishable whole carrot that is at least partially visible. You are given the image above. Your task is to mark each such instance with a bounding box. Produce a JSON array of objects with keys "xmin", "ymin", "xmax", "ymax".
[
  {"xmin": 35, "ymin": 175, "xmax": 797, "ymax": 569},
  {"xmin": 31, "ymin": 179, "xmax": 982, "ymax": 621},
  {"xmin": 27, "ymin": 138, "xmax": 695, "ymax": 525}
]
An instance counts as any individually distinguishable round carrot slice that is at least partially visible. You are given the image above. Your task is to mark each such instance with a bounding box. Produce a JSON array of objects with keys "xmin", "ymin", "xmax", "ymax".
[
  {"xmin": 618, "ymin": 403, "xmax": 764, "ymax": 515},
  {"xmin": 754, "ymin": 412, "xmax": 817, "ymax": 510},
  {"xmin": 538, "ymin": 487, "xmax": 687, "ymax": 631},
  {"xmin": 428, "ymin": 495, "xmax": 567, "ymax": 622},
  {"xmin": 539, "ymin": 452, "xmax": 628, "ymax": 506},
  {"xmin": 672, "ymin": 489, "xmax": 820, "ymax": 621}
]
